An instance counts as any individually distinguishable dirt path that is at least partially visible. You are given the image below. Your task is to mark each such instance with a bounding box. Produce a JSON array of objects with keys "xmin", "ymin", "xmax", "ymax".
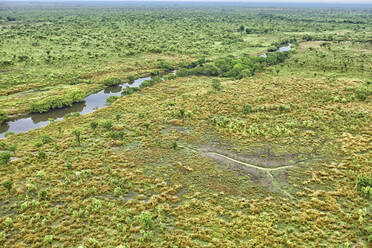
[{"xmin": 183, "ymin": 145, "xmax": 296, "ymax": 198}]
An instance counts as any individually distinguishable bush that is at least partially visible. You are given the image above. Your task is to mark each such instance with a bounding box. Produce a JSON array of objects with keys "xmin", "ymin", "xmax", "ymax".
[
  {"xmin": 139, "ymin": 211, "xmax": 154, "ymax": 229},
  {"xmin": 30, "ymin": 90, "xmax": 86, "ymax": 113},
  {"xmin": 38, "ymin": 151, "xmax": 46, "ymax": 159},
  {"xmin": 90, "ymin": 121, "xmax": 98, "ymax": 130},
  {"xmin": 71, "ymin": 129, "xmax": 82, "ymax": 145},
  {"xmin": 103, "ymin": 77, "xmax": 122, "ymax": 86},
  {"xmin": 106, "ymin": 96, "xmax": 121, "ymax": 104},
  {"xmin": 0, "ymin": 110, "xmax": 7, "ymax": 124},
  {"xmin": 211, "ymin": 79, "xmax": 222, "ymax": 91},
  {"xmin": 356, "ymin": 176, "xmax": 372, "ymax": 198},
  {"xmin": 127, "ymin": 75, "xmax": 135, "ymax": 82},
  {"xmin": 121, "ymin": 87, "xmax": 137, "ymax": 96},
  {"xmin": 243, "ymin": 104, "xmax": 253, "ymax": 114},
  {"xmin": 41, "ymin": 134, "xmax": 52, "ymax": 144},
  {"xmin": 39, "ymin": 190, "xmax": 48, "ymax": 200},
  {"xmin": 0, "ymin": 151, "xmax": 11, "ymax": 165},
  {"xmin": 0, "ymin": 60, "xmax": 13, "ymax": 67},
  {"xmin": 101, "ymin": 120, "xmax": 113, "ymax": 131},
  {"xmin": 2, "ymin": 180, "xmax": 13, "ymax": 192},
  {"xmin": 8, "ymin": 144, "xmax": 16, "ymax": 153},
  {"xmin": 355, "ymin": 85, "xmax": 372, "ymax": 101},
  {"xmin": 4, "ymin": 131, "xmax": 14, "ymax": 137},
  {"xmin": 163, "ymin": 73, "xmax": 176, "ymax": 80},
  {"xmin": 177, "ymin": 50, "xmax": 288, "ymax": 80}
]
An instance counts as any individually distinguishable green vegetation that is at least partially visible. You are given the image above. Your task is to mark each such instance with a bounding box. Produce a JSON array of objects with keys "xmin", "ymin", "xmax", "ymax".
[
  {"xmin": 356, "ymin": 176, "xmax": 372, "ymax": 198},
  {"xmin": 0, "ymin": 110, "xmax": 7, "ymax": 124},
  {"xmin": 30, "ymin": 90, "xmax": 86, "ymax": 113},
  {"xmin": 177, "ymin": 49, "xmax": 293, "ymax": 79},
  {"xmin": 2, "ymin": 180, "xmax": 13, "ymax": 193},
  {"xmin": 106, "ymin": 96, "xmax": 121, "ymax": 104},
  {"xmin": 0, "ymin": 151, "xmax": 11, "ymax": 165},
  {"xmin": 103, "ymin": 78, "xmax": 122, "ymax": 86},
  {"xmin": 0, "ymin": 2, "xmax": 371, "ymax": 248}
]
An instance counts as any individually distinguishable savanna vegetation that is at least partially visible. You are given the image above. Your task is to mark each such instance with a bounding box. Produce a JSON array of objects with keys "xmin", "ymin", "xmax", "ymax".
[{"xmin": 0, "ymin": 2, "xmax": 371, "ymax": 248}]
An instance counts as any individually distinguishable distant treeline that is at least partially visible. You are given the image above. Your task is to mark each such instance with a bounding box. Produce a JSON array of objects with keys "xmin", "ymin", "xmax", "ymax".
[{"xmin": 177, "ymin": 49, "xmax": 294, "ymax": 79}]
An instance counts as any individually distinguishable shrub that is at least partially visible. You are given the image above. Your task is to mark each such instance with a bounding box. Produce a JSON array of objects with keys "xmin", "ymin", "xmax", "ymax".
[
  {"xmin": 71, "ymin": 129, "xmax": 82, "ymax": 145},
  {"xmin": 106, "ymin": 96, "xmax": 121, "ymax": 104},
  {"xmin": 43, "ymin": 235, "xmax": 53, "ymax": 244},
  {"xmin": 0, "ymin": 151, "xmax": 11, "ymax": 165},
  {"xmin": 243, "ymin": 104, "xmax": 253, "ymax": 114},
  {"xmin": 41, "ymin": 134, "xmax": 52, "ymax": 144},
  {"xmin": 101, "ymin": 120, "xmax": 113, "ymax": 131},
  {"xmin": 211, "ymin": 79, "xmax": 222, "ymax": 91},
  {"xmin": 8, "ymin": 144, "xmax": 16, "ymax": 153},
  {"xmin": 163, "ymin": 73, "xmax": 176, "ymax": 80},
  {"xmin": 30, "ymin": 90, "xmax": 86, "ymax": 113},
  {"xmin": 4, "ymin": 131, "xmax": 14, "ymax": 137},
  {"xmin": 139, "ymin": 211, "xmax": 154, "ymax": 229},
  {"xmin": 121, "ymin": 87, "xmax": 136, "ymax": 96},
  {"xmin": 90, "ymin": 120, "xmax": 98, "ymax": 131},
  {"xmin": 172, "ymin": 141, "xmax": 178, "ymax": 150},
  {"xmin": 278, "ymin": 104, "xmax": 291, "ymax": 112},
  {"xmin": 355, "ymin": 85, "xmax": 371, "ymax": 101},
  {"xmin": 39, "ymin": 190, "xmax": 47, "ymax": 200},
  {"xmin": 2, "ymin": 180, "xmax": 13, "ymax": 192},
  {"xmin": 356, "ymin": 176, "xmax": 372, "ymax": 198},
  {"xmin": 4, "ymin": 217, "xmax": 13, "ymax": 228},
  {"xmin": 178, "ymin": 108, "xmax": 185, "ymax": 118},
  {"xmin": 0, "ymin": 60, "xmax": 13, "ymax": 67},
  {"xmin": 103, "ymin": 77, "xmax": 122, "ymax": 86},
  {"xmin": 38, "ymin": 151, "xmax": 46, "ymax": 159},
  {"xmin": 0, "ymin": 110, "xmax": 7, "ymax": 124},
  {"xmin": 127, "ymin": 75, "xmax": 135, "ymax": 82}
]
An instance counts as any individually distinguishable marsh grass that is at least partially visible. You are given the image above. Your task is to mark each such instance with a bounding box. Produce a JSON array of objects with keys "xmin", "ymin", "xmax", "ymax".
[{"xmin": 0, "ymin": 4, "xmax": 371, "ymax": 248}]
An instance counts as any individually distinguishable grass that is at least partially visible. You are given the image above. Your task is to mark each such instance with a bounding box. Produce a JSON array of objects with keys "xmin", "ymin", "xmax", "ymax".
[{"xmin": 0, "ymin": 3, "xmax": 371, "ymax": 248}]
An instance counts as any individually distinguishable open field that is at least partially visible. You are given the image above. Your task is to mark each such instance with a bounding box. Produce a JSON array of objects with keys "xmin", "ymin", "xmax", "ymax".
[{"xmin": 0, "ymin": 2, "xmax": 371, "ymax": 248}]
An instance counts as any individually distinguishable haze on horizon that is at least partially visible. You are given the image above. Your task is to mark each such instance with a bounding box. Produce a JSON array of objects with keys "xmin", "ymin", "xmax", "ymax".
[{"xmin": 3, "ymin": 0, "xmax": 372, "ymax": 3}]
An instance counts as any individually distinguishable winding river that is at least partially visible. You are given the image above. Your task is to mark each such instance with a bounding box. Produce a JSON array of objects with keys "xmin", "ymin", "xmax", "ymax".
[
  {"xmin": 0, "ymin": 74, "xmax": 162, "ymax": 138},
  {"xmin": 0, "ymin": 44, "xmax": 292, "ymax": 138}
]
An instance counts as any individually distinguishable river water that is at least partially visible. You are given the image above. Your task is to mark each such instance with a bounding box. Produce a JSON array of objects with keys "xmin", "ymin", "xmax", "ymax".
[
  {"xmin": 0, "ymin": 44, "xmax": 292, "ymax": 138},
  {"xmin": 0, "ymin": 74, "xmax": 158, "ymax": 138}
]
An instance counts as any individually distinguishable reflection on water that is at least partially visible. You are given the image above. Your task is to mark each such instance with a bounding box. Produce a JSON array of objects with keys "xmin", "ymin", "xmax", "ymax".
[
  {"xmin": 279, "ymin": 44, "xmax": 291, "ymax": 52},
  {"xmin": 104, "ymin": 85, "xmax": 122, "ymax": 94},
  {"xmin": 0, "ymin": 72, "xmax": 173, "ymax": 138}
]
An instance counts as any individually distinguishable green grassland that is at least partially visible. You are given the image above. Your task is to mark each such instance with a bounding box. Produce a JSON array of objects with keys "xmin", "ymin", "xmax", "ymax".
[{"xmin": 0, "ymin": 3, "xmax": 371, "ymax": 248}]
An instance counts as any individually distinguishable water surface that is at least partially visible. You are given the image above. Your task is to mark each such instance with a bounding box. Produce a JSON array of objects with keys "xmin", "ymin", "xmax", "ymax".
[
  {"xmin": 0, "ymin": 74, "xmax": 160, "ymax": 138},
  {"xmin": 1, "ymin": 43, "xmax": 292, "ymax": 138},
  {"xmin": 260, "ymin": 43, "xmax": 292, "ymax": 58}
]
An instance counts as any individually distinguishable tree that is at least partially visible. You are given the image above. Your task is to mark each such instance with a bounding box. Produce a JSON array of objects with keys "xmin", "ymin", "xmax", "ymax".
[
  {"xmin": 239, "ymin": 25, "xmax": 245, "ymax": 35},
  {"xmin": 2, "ymin": 180, "xmax": 13, "ymax": 193},
  {"xmin": 90, "ymin": 121, "xmax": 98, "ymax": 131},
  {"xmin": 72, "ymin": 129, "xmax": 82, "ymax": 145}
]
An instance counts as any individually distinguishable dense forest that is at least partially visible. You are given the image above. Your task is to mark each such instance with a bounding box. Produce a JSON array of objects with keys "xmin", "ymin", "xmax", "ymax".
[{"xmin": 0, "ymin": 2, "xmax": 371, "ymax": 248}]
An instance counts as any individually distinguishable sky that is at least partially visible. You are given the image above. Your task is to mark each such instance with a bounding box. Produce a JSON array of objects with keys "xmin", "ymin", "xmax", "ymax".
[{"xmin": 3, "ymin": 0, "xmax": 372, "ymax": 3}]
